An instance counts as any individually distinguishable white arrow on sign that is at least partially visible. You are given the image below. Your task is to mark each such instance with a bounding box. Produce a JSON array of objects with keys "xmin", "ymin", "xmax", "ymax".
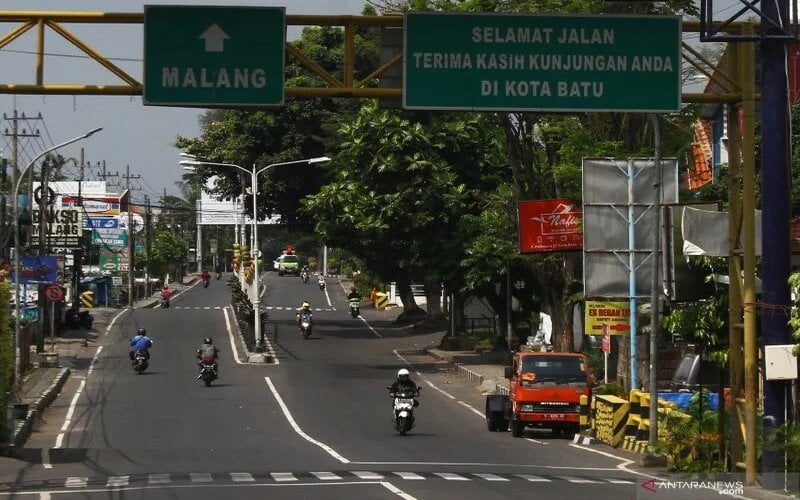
[{"xmin": 199, "ymin": 23, "xmax": 230, "ymax": 53}]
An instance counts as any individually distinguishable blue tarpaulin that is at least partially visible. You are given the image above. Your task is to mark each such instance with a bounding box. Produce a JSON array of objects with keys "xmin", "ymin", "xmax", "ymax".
[{"xmin": 658, "ymin": 392, "xmax": 720, "ymax": 411}]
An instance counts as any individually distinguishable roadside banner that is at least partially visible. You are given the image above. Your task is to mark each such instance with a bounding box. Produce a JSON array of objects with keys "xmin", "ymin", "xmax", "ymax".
[
  {"xmin": 11, "ymin": 255, "xmax": 58, "ymax": 284},
  {"xmin": 518, "ymin": 198, "xmax": 583, "ymax": 253},
  {"xmin": 585, "ymin": 300, "xmax": 630, "ymax": 335}
]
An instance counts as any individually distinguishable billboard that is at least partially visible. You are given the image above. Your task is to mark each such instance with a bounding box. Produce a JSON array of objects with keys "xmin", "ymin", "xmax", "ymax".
[
  {"xmin": 31, "ymin": 208, "xmax": 84, "ymax": 248},
  {"xmin": 61, "ymin": 195, "xmax": 121, "ymax": 216},
  {"xmin": 518, "ymin": 198, "xmax": 583, "ymax": 252},
  {"xmin": 12, "ymin": 255, "xmax": 58, "ymax": 284},
  {"xmin": 585, "ymin": 300, "xmax": 630, "ymax": 335}
]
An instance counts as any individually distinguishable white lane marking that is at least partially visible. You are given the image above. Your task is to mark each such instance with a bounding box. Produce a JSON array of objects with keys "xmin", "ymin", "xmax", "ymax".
[
  {"xmin": 189, "ymin": 473, "xmax": 213, "ymax": 483},
  {"xmin": 65, "ymin": 477, "xmax": 87, "ymax": 488},
  {"xmin": 359, "ymin": 315, "xmax": 382, "ymax": 338},
  {"xmin": 557, "ymin": 475, "xmax": 601, "ymax": 483},
  {"xmin": 148, "ymin": 473, "xmax": 171, "ymax": 484},
  {"xmin": 86, "ymin": 345, "xmax": 103, "ymax": 377},
  {"xmin": 38, "ymin": 493, "xmax": 49, "ymax": 500},
  {"xmin": 457, "ymin": 400, "xmax": 485, "ymax": 418},
  {"xmin": 473, "ymin": 473, "xmax": 509, "ymax": 482},
  {"xmin": 223, "ymin": 307, "xmax": 243, "ymax": 365},
  {"xmin": 423, "ymin": 379, "xmax": 456, "ymax": 400},
  {"xmin": 352, "ymin": 460, "xmax": 617, "ymax": 471},
  {"xmin": 270, "ymin": 472, "xmax": 297, "ymax": 482},
  {"xmin": 264, "ymin": 377, "xmax": 349, "ymax": 463},
  {"xmin": 53, "ymin": 378, "xmax": 86, "ymax": 449},
  {"xmin": 352, "ymin": 471, "xmax": 384, "ymax": 480},
  {"xmin": 204, "ymin": 306, "xmax": 211, "ymax": 310},
  {"xmin": 514, "ymin": 474, "xmax": 550, "ymax": 482},
  {"xmin": 525, "ymin": 438, "xmax": 549, "ymax": 445},
  {"xmin": 394, "ymin": 472, "xmax": 425, "ymax": 480},
  {"xmin": 41, "ymin": 448, "xmax": 52, "ymax": 469},
  {"xmin": 105, "ymin": 309, "xmax": 129, "ymax": 335},
  {"xmin": 214, "ymin": 306, "xmax": 220, "ymax": 310},
  {"xmin": 434, "ymin": 473, "xmax": 470, "ymax": 481},
  {"xmin": 380, "ymin": 481, "xmax": 419, "ymax": 500},
  {"xmin": 311, "ymin": 471, "xmax": 341, "ymax": 481},
  {"xmin": 607, "ymin": 479, "xmax": 635, "ymax": 484},
  {"xmin": 323, "ymin": 279, "xmax": 332, "ymax": 307},
  {"xmin": 106, "ymin": 476, "xmax": 129, "ymax": 487},
  {"xmin": 230, "ymin": 473, "xmax": 254, "ymax": 482}
]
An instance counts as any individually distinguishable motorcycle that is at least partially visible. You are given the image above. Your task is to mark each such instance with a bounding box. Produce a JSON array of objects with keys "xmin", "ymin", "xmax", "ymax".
[
  {"xmin": 160, "ymin": 297, "xmax": 170, "ymax": 308},
  {"xmin": 298, "ymin": 312, "xmax": 313, "ymax": 339},
  {"xmin": 388, "ymin": 388, "xmax": 420, "ymax": 435},
  {"xmin": 301, "ymin": 271, "xmax": 309, "ymax": 284},
  {"xmin": 132, "ymin": 351, "xmax": 149, "ymax": 374},
  {"xmin": 202, "ymin": 277, "xmax": 210, "ymax": 288},
  {"xmin": 215, "ymin": 272, "xmax": 222, "ymax": 280},
  {"xmin": 318, "ymin": 277, "xmax": 326, "ymax": 291},
  {"xmin": 65, "ymin": 309, "xmax": 94, "ymax": 329},
  {"xmin": 349, "ymin": 297, "xmax": 360, "ymax": 318},
  {"xmin": 198, "ymin": 358, "xmax": 218, "ymax": 387}
]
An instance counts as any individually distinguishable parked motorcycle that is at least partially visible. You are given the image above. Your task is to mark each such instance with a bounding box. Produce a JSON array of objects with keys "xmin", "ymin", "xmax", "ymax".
[
  {"xmin": 318, "ymin": 276, "xmax": 326, "ymax": 291},
  {"xmin": 198, "ymin": 358, "xmax": 217, "ymax": 387},
  {"xmin": 349, "ymin": 297, "xmax": 360, "ymax": 318},
  {"xmin": 132, "ymin": 351, "xmax": 149, "ymax": 374},
  {"xmin": 65, "ymin": 309, "xmax": 94, "ymax": 329},
  {"xmin": 298, "ymin": 312, "xmax": 313, "ymax": 339},
  {"xmin": 388, "ymin": 388, "xmax": 420, "ymax": 435}
]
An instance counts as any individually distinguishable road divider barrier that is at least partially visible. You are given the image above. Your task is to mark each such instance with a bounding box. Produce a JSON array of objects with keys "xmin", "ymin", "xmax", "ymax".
[
  {"xmin": 374, "ymin": 292, "xmax": 388, "ymax": 310},
  {"xmin": 592, "ymin": 395, "xmax": 629, "ymax": 447},
  {"xmin": 80, "ymin": 290, "xmax": 95, "ymax": 308}
]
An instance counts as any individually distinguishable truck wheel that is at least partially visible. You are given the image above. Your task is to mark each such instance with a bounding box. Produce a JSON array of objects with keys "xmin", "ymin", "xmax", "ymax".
[{"xmin": 511, "ymin": 418, "xmax": 524, "ymax": 437}]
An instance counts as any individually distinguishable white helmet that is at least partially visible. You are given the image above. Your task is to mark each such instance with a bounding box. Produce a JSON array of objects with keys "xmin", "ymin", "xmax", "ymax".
[{"xmin": 397, "ymin": 368, "xmax": 410, "ymax": 381}]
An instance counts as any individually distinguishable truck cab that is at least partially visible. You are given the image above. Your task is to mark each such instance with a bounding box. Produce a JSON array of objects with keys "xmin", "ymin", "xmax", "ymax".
[{"xmin": 486, "ymin": 350, "xmax": 591, "ymax": 437}]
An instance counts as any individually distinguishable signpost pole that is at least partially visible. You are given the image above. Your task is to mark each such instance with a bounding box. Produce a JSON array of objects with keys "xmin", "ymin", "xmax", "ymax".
[
  {"xmin": 49, "ymin": 300, "xmax": 55, "ymax": 352},
  {"xmin": 602, "ymin": 324, "xmax": 610, "ymax": 385}
]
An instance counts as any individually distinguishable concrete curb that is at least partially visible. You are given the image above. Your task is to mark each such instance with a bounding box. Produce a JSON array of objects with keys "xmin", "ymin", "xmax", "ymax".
[
  {"xmin": 425, "ymin": 349, "xmax": 485, "ymax": 385},
  {"xmin": 742, "ymin": 487, "xmax": 799, "ymax": 500},
  {"xmin": 11, "ymin": 367, "xmax": 71, "ymax": 448},
  {"xmin": 227, "ymin": 306, "xmax": 273, "ymax": 364}
]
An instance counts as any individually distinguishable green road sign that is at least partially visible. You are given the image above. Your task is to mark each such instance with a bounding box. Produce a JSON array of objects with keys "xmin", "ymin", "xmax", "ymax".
[
  {"xmin": 404, "ymin": 12, "xmax": 681, "ymax": 112},
  {"xmin": 144, "ymin": 5, "xmax": 286, "ymax": 107}
]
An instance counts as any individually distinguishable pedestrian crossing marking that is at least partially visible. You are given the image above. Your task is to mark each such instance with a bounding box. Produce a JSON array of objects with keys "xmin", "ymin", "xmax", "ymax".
[
  {"xmin": 394, "ymin": 472, "xmax": 425, "ymax": 480},
  {"xmin": 473, "ymin": 473, "xmax": 509, "ymax": 482},
  {"xmin": 515, "ymin": 474, "xmax": 550, "ymax": 482},
  {"xmin": 65, "ymin": 477, "xmax": 87, "ymax": 488},
  {"xmin": 434, "ymin": 473, "xmax": 470, "ymax": 481},
  {"xmin": 230, "ymin": 472, "xmax": 254, "ymax": 482},
  {"xmin": 34, "ymin": 470, "xmax": 642, "ymax": 490},
  {"xmin": 351, "ymin": 471, "xmax": 384, "ymax": 480},
  {"xmin": 270, "ymin": 473, "xmax": 298, "ymax": 482},
  {"xmin": 106, "ymin": 476, "xmax": 129, "ymax": 487},
  {"xmin": 311, "ymin": 472, "xmax": 342, "ymax": 481}
]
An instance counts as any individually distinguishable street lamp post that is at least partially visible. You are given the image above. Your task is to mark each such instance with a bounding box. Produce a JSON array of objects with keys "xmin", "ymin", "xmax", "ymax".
[
  {"xmin": 11, "ymin": 127, "xmax": 102, "ymax": 396},
  {"xmin": 180, "ymin": 155, "xmax": 330, "ymax": 352}
]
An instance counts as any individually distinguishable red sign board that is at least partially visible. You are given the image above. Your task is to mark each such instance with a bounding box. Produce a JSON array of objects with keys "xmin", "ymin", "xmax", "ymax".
[
  {"xmin": 601, "ymin": 324, "xmax": 611, "ymax": 354},
  {"xmin": 518, "ymin": 199, "xmax": 583, "ymax": 253}
]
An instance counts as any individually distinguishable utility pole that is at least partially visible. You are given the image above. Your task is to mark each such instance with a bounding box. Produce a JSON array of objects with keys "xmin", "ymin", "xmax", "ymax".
[
  {"xmin": 122, "ymin": 165, "xmax": 140, "ymax": 307},
  {"xmin": 0, "ymin": 158, "xmax": 7, "ymax": 261},
  {"xmin": 144, "ymin": 195, "xmax": 152, "ymax": 297},
  {"xmin": 3, "ymin": 110, "xmax": 43, "ymax": 247}
]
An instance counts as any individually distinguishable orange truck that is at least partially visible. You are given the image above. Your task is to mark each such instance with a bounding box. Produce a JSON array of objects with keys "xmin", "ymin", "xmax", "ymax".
[{"xmin": 485, "ymin": 350, "xmax": 592, "ymax": 437}]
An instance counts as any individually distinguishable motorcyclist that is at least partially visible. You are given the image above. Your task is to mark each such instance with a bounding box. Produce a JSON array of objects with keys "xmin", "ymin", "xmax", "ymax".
[
  {"xmin": 388, "ymin": 368, "xmax": 418, "ymax": 397},
  {"xmin": 129, "ymin": 328, "xmax": 153, "ymax": 361},
  {"xmin": 196, "ymin": 337, "xmax": 219, "ymax": 378},
  {"xmin": 296, "ymin": 301, "xmax": 313, "ymax": 325},
  {"xmin": 202, "ymin": 269, "xmax": 210, "ymax": 282},
  {"xmin": 347, "ymin": 287, "xmax": 360, "ymax": 302},
  {"xmin": 160, "ymin": 286, "xmax": 171, "ymax": 300},
  {"xmin": 317, "ymin": 274, "xmax": 326, "ymax": 288},
  {"xmin": 300, "ymin": 265, "xmax": 310, "ymax": 281}
]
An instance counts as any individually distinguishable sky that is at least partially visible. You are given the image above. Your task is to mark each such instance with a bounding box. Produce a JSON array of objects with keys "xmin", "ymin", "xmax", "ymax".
[{"xmin": 0, "ymin": 1, "xmax": 368, "ymax": 204}]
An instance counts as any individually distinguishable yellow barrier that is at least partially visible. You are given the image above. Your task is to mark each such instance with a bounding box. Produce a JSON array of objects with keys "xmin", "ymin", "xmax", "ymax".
[
  {"xmin": 593, "ymin": 395, "xmax": 629, "ymax": 447},
  {"xmin": 80, "ymin": 290, "xmax": 95, "ymax": 308},
  {"xmin": 374, "ymin": 292, "xmax": 388, "ymax": 310},
  {"xmin": 579, "ymin": 394, "xmax": 590, "ymax": 434}
]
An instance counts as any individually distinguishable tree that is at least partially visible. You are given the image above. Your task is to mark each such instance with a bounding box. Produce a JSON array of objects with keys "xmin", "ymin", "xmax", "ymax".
[
  {"xmin": 141, "ymin": 230, "xmax": 189, "ymax": 279},
  {"xmin": 304, "ymin": 101, "xmax": 506, "ymax": 324}
]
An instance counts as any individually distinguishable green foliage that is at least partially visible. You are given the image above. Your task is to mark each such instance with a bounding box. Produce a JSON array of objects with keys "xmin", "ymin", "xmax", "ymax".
[
  {"xmin": 787, "ymin": 271, "xmax": 800, "ymax": 356},
  {"xmin": 657, "ymin": 393, "xmax": 725, "ymax": 472},
  {"xmin": 0, "ymin": 275, "xmax": 12, "ymax": 440},
  {"xmin": 764, "ymin": 422, "xmax": 800, "ymax": 475},
  {"xmin": 143, "ymin": 231, "xmax": 189, "ymax": 277}
]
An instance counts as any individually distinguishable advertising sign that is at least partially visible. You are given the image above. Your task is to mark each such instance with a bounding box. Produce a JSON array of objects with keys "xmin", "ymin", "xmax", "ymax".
[
  {"xmin": 31, "ymin": 208, "xmax": 84, "ymax": 247},
  {"xmin": 92, "ymin": 230, "xmax": 128, "ymax": 247},
  {"xmin": 61, "ymin": 195, "xmax": 121, "ymax": 215},
  {"xmin": 518, "ymin": 199, "xmax": 583, "ymax": 253},
  {"xmin": 100, "ymin": 248, "xmax": 129, "ymax": 272},
  {"xmin": 585, "ymin": 300, "xmax": 630, "ymax": 335},
  {"xmin": 84, "ymin": 217, "xmax": 120, "ymax": 230},
  {"xmin": 12, "ymin": 255, "xmax": 58, "ymax": 284}
]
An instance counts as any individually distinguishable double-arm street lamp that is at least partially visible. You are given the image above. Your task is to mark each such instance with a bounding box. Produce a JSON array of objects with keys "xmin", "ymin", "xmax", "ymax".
[
  {"xmin": 179, "ymin": 155, "xmax": 331, "ymax": 352},
  {"xmin": 12, "ymin": 127, "xmax": 102, "ymax": 392}
]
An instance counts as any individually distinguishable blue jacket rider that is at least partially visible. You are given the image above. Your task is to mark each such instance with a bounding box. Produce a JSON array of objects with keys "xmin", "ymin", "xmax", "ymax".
[{"xmin": 129, "ymin": 328, "xmax": 153, "ymax": 360}]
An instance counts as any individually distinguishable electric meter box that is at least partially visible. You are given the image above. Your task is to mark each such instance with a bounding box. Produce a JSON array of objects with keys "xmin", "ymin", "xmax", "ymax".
[{"xmin": 764, "ymin": 345, "xmax": 798, "ymax": 380}]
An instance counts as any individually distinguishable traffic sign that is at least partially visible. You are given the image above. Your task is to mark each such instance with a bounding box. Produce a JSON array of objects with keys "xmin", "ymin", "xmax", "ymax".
[
  {"xmin": 44, "ymin": 284, "xmax": 64, "ymax": 303},
  {"xmin": 144, "ymin": 5, "xmax": 286, "ymax": 107},
  {"xmin": 601, "ymin": 324, "xmax": 611, "ymax": 354},
  {"xmin": 404, "ymin": 12, "xmax": 681, "ymax": 112}
]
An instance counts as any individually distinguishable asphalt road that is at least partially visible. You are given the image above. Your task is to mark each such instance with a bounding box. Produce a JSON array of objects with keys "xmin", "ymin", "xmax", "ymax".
[{"xmin": 0, "ymin": 273, "xmax": 741, "ymax": 500}]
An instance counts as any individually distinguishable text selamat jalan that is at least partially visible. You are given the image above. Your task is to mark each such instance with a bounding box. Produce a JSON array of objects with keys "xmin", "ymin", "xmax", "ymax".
[
  {"xmin": 471, "ymin": 27, "xmax": 615, "ymax": 45},
  {"xmin": 412, "ymin": 53, "xmax": 674, "ymax": 73},
  {"xmin": 161, "ymin": 67, "xmax": 269, "ymax": 89}
]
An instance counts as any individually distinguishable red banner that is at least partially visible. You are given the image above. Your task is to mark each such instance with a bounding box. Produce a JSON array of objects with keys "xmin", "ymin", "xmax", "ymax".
[{"xmin": 518, "ymin": 199, "xmax": 583, "ymax": 252}]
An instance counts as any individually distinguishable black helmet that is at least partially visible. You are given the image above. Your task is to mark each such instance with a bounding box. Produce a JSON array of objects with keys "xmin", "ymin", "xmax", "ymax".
[
  {"xmin": 204, "ymin": 337, "xmax": 212, "ymax": 344},
  {"xmin": 137, "ymin": 328, "xmax": 147, "ymax": 335}
]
